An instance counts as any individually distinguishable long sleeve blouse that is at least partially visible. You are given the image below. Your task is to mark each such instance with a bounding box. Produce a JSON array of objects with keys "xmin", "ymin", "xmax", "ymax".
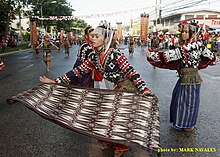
[
  {"xmin": 147, "ymin": 41, "xmax": 218, "ymax": 70},
  {"xmin": 75, "ymin": 39, "xmax": 93, "ymax": 63},
  {"xmin": 56, "ymin": 48, "xmax": 149, "ymax": 94}
]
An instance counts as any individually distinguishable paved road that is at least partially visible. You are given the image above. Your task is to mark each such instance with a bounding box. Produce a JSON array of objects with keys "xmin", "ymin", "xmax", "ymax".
[{"xmin": 0, "ymin": 45, "xmax": 219, "ymax": 157}]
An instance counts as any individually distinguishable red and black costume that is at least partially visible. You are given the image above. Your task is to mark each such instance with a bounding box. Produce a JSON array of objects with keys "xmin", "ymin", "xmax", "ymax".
[{"xmin": 56, "ymin": 48, "xmax": 149, "ymax": 94}]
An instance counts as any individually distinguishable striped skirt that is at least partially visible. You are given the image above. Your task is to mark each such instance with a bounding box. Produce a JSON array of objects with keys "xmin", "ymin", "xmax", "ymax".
[{"xmin": 170, "ymin": 78, "xmax": 201, "ymax": 129}]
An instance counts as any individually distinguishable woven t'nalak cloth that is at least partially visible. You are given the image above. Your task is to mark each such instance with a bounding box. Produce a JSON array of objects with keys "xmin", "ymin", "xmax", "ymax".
[{"xmin": 7, "ymin": 83, "xmax": 160, "ymax": 154}]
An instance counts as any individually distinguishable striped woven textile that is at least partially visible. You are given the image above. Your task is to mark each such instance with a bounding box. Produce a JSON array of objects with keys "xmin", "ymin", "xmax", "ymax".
[{"xmin": 7, "ymin": 83, "xmax": 160, "ymax": 154}]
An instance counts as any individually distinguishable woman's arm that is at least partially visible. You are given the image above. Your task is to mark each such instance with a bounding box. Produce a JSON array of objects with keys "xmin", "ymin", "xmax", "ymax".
[
  {"xmin": 146, "ymin": 47, "xmax": 182, "ymax": 69},
  {"xmin": 115, "ymin": 52, "xmax": 151, "ymax": 94},
  {"xmin": 43, "ymin": 55, "xmax": 95, "ymax": 85},
  {"xmin": 39, "ymin": 76, "xmax": 55, "ymax": 83},
  {"xmin": 36, "ymin": 40, "xmax": 44, "ymax": 49},
  {"xmin": 189, "ymin": 42, "xmax": 219, "ymax": 69},
  {"xmin": 50, "ymin": 41, "xmax": 59, "ymax": 50}
]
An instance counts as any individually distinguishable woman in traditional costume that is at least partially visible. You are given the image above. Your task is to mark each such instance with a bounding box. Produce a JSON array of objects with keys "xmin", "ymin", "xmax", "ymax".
[
  {"xmin": 128, "ymin": 36, "xmax": 135, "ymax": 56},
  {"xmin": 146, "ymin": 20, "xmax": 218, "ymax": 132},
  {"xmin": 39, "ymin": 20, "xmax": 152, "ymax": 157},
  {"xmin": 72, "ymin": 26, "xmax": 97, "ymax": 87},
  {"xmin": 36, "ymin": 34, "xmax": 59, "ymax": 71},
  {"xmin": 63, "ymin": 37, "xmax": 70, "ymax": 57}
]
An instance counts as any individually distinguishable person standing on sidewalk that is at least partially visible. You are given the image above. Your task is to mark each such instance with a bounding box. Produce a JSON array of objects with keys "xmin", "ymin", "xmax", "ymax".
[
  {"xmin": 147, "ymin": 20, "xmax": 218, "ymax": 132},
  {"xmin": 36, "ymin": 34, "xmax": 59, "ymax": 71},
  {"xmin": 39, "ymin": 20, "xmax": 153, "ymax": 157}
]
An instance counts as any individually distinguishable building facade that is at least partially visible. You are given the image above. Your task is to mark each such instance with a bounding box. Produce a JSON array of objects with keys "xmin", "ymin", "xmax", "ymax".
[{"xmin": 158, "ymin": 9, "xmax": 220, "ymax": 32}]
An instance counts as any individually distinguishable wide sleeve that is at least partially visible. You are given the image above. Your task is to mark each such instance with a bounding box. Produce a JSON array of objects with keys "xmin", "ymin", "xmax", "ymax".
[
  {"xmin": 77, "ymin": 42, "xmax": 93, "ymax": 63},
  {"xmin": 146, "ymin": 48, "xmax": 182, "ymax": 70},
  {"xmin": 196, "ymin": 42, "xmax": 218, "ymax": 69},
  {"xmin": 55, "ymin": 55, "xmax": 96, "ymax": 84},
  {"xmin": 115, "ymin": 52, "xmax": 150, "ymax": 94}
]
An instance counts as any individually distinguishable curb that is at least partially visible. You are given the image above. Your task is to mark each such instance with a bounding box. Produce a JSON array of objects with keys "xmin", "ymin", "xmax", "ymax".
[{"xmin": 0, "ymin": 48, "xmax": 34, "ymax": 57}]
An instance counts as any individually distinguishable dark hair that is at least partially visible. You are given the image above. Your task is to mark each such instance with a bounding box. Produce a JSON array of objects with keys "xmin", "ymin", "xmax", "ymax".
[
  {"xmin": 179, "ymin": 20, "xmax": 201, "ymax": 45},
  {"xmin": 84, "ymin": 26, "xmax": 94, "ymax": 36}
]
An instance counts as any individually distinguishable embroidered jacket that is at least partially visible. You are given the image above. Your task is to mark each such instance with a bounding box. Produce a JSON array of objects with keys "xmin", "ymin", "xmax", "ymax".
[
  {"xmin": 147, "ymin": 41, "xmax": 218, "ymax": 70},
  {"xmin": 72, "ymin": 38, "xmax": 94, "ymax": 87},
  {"xmin": 76, "ymin": 39, "xmax": 93, "ymax": 63},
  {"xmin": 56, "ymin": 48, "xmax": 149, "ymax": 94}
]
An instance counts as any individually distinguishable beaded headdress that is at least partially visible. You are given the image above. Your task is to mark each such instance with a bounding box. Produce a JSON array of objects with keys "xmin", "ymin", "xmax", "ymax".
[
  {"xmin": 178, "ymin": 20, "xmax": 202, "ymax": 40},
  {"xmin": 94, "ymin": 20, "xmax": 114, "ymax": 53}
]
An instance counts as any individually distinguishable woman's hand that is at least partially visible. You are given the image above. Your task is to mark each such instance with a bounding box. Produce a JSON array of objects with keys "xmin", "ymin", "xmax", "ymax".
[
  {"xmin": 146, "ymin": 48, "xmax": 151, "ymax": 57},
  {"xmin": 143, "ymin": 89, "xmax": 152, "ymax": 95},
  {"xmin": 143, "ymin": 89, "xmax": 158, "ymax": 103},
  {"xmin": 39, "ymin": 76, "xmax": 55, "ymax": 84}
]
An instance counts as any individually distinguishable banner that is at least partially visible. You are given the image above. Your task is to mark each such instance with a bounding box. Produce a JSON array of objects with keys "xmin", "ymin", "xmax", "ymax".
[
  {"xmin": 116, "ymin": 22, "xmax": 123, "ymax": 41},
  {"xmin": 32, "ymin": 16, "xmax": 75, "ymax": 21},
  {"xmin": 140, "ymin": 13, "xmax": 149, "ymax": 41},
  {"xmin": 60, "ymin": 29, "xmax": 64, "ymax": 42},
  {"xmin": 67, "ymin": 32, "xmax": 71, "ymax": 42},
  {"xmin": 30, "ymin": 20, "xmax": 37, "ymax": 46}
]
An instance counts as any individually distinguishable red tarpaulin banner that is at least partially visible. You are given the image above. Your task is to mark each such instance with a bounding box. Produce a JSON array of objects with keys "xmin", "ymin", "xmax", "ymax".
[
  {"xmin": 117, "ymin": 22, "xmax": 123, "ymax": 41},
  {"xmin": 140, "ymin": 13, "xmax": 149, "ymax": 41},
  {"xmin": 30, "ymin": 20, "xmax": 37, "ymax": 46},
  {"xmin": 60, "ymin": 29, "xmax": 64, "ymax": 42},
  {"xmin": 67, "ymin": 32, "xmax": 71, "ymax": 42}
]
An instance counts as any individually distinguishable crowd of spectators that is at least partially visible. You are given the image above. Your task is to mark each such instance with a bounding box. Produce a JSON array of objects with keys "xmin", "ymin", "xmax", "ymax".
[{"xmin": 147, "ymin": 30, "xmax": 220, "ymax": 53}]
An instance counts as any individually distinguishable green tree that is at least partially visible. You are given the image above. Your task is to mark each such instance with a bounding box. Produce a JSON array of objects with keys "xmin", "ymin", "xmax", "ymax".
[
  {"xmin": 0, "ymin": 0, "xmax": 16, "ymax": 39},
  {"xmin": 0, "ymin": 0, "xmax": 27, "ymax": 40},
  {"xmin": 70, "ymin": 18, "xmax": 88, "ymax": 36},
  {"xmin": 28, "ymin": 0, "xmax": 75, "ymax": 32}
]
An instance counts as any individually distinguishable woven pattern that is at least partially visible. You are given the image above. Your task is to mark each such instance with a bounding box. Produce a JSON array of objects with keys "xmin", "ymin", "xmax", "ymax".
[{"xmin": 7, "ymin": 83, "xmax": 160, "ymax": 153}]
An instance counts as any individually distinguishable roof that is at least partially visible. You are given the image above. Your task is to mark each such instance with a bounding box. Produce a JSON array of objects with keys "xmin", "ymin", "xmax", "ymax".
[{"xmin": 162, "ymin": 1, "xmax": 220, "ymax": 18}]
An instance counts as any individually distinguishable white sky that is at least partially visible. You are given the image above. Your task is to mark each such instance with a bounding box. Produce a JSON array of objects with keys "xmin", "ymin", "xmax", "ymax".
[
  {"xmin": 68, "ymin": 0, "xmax": 170, "ymax": 27},
  {"xmin": 68, "ymin": 0, "xmax": 220, "ymax": 27}
]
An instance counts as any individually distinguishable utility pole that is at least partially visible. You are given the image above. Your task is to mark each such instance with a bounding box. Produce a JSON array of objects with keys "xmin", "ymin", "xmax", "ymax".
[
  {"xmin": 159, "ymin": 0, "xmax": 162, "ymax": 24},
  {"xmin": 155, "ymin": 0, "xmax": 158, "ymax": 29},
  {"xmin": 40, "ymin": 5, "xmax": 43, "ymax": 29}
]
